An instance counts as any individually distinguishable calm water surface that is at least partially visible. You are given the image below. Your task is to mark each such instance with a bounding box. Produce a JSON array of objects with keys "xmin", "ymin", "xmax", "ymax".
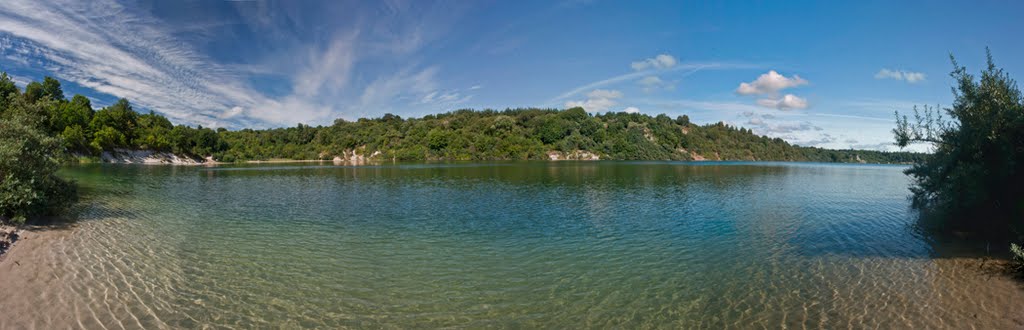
[{"xmin": 4, "ymin": 162, "xmax": 1023, "ymax": 328}]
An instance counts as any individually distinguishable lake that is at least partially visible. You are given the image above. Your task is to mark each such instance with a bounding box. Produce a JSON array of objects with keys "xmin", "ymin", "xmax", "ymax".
[{"xmin": 1, "ymin": 162, "xmax": 1022, "ymax": 328}]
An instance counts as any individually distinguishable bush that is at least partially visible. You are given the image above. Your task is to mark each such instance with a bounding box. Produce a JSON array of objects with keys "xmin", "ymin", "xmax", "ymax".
[
  {"xmin": 1011, "ymin": 243, "xmax": 1024, "ymax": 276},
  {"xmin": 0, "ymin": 115, "xmax": 77, "ymax": 223},
  {"xmin": 894, "ymin": 50, "xmax": 1024, "ymax": 236}
]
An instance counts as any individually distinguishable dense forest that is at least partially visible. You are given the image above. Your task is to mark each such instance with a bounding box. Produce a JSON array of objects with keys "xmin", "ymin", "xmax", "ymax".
[
  {"xmin": 0, "ymin": 72, "xmax": 922, "ymax": 164},
  {"xmin": 215, "ymin": 109, "xmax": 925, "ymax": 164}
]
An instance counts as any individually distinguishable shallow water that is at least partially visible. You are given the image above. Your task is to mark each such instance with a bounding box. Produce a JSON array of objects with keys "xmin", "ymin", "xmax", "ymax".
[{"xmin": 2, "ymin": 162, "xmax": 1023, "ymax": 328}]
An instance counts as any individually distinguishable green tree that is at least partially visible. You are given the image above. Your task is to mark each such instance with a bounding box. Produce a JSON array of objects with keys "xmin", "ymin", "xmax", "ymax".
[
  {"xmin": 894, "ymin": 50, "xmax": 1024, "ymax": 236},
  {"xmin": 90, "ymin": 98, "xmax": 138, "ymax": 142},
  {"xmin": 50, "ymin": 94, "xmax": 94, "ymax": 135},
  {"xmin": 23, "ymin": 81, "xmax": 43, "ymax": 103},
  {"xmin": 0, "ymin": 111, "xmax": 77, "ymax": 223},
  {"xmin": 91, "ymin": 126, "xmax": 128, "ymax": 150},
  {"xmin": 60, "ymin": 124, "xmax": 91, "ymax": 152},
  {"xmin": 41, "ymin": 76, "xmax": 64, "ymax": 101},
  {"xmin": 0, "ymin": 72, "xmax": 18, "ymax": 112}
]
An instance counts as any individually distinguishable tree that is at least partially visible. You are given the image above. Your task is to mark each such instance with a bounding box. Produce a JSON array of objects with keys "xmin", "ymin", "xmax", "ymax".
[
  {"xmin": 90, "ymin": 98, "xmax": 138, "ymax": 142},
  {"xmin": 50, "ymin": 94, "xmax": 94, "ymax": 135},
  {"xmin": 0, "ymin": 72, "xmax": 18, "ymax": 112},
  {"xmin": 0, "ymin": 109, "xmax": 77, "ymax": 223},
  {"xmin": 41, "ymin": 76, "xmax": 64, "ymax": 101},
  {"xmin": 894, "ymin": 50, "xmax": 1024, "ymax": 236},
  {"xmin": 60, "ymin": 125, "xmax": 91, "ymax": 152},
  {"xmin": 23, "ymin": 81, "xmax": 43, "ymax": 103},
  {"xmin": 91, "ymin": 126, "xmax": 128, "ymax": 150}
]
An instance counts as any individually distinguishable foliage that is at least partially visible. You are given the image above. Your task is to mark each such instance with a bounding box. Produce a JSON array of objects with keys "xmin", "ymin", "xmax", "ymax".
[
  {"xmin": 0, "ymin": 109, "xmax": 77, "ymax": 223},
  {"xmin": 1011, "ymin": 243, "xmax": 1024, "ymax": 276},
  {"xmin": 0, "ymin": 72, "xmax": 17, "ymax": 112},
  {"xmin": 894, "ymin": 50, "xmax": 1024, "ymax": 236},
  {"xmin": 0, "ymin": 71, "xmax": 923, "ymax": 166},
  {"xmin": 212, "ymin": 107, "xmax": 923, "ymax": 163}
]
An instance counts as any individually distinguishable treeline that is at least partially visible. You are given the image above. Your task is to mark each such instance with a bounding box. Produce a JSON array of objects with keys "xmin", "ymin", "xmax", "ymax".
[
  {"xmin": 1, "ymin": 72, "xmax": 921, "ymax": 164},
  {"xmin": 215, "ymin": 109, "xmax": 921, "ymax": 163},
  {"xmin": 4, "ymin": 76, "xmax": 227, "ymax": 158}
]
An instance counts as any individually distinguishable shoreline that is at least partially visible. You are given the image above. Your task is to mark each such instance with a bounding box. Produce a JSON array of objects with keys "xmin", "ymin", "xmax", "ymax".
[
  {"xmin": 0, "ymin": 225, "xmax": 21, "ymax": 265},
  {"xmin": 88, "ymin": 157, "xmax": 915, "ymax": 166}
]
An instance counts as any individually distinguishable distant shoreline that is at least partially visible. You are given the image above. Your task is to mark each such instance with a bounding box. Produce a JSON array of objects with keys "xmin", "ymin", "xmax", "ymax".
[{"xmin": 81, "ymin": 157, "xmax": 916, "ymax": 166}]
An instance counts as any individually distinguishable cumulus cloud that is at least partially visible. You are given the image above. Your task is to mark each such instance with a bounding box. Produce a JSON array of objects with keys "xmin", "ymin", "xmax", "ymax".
[
  {"xmin": 631, "ymin": 54, "xmax": 677, "ymax": 71},
  {"xmin": 736, "ymin": 70, "xmax": 808, "ymax": 95},
  {"xmin": 565, "ymin": 89, "xmax": 623, "ymax": 112},
  {"xmin": 622, "ymin": 106, "xmax": 640, "ymax": 114},
  {"xmin": 755, "ymin": 94, "xmax": 808, "ymax": 110},
  {"xmin": 735, "ymin": 70, "xmax": 809, "ymax": 111},
  {"xmin": 875, "ymin": 68, "xmax": 926, "ymax": 83}
]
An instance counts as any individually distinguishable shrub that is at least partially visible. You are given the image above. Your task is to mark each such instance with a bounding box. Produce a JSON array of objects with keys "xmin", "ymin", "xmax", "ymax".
[
  {"xmin": 894, "ymin": 50, "xmax": 1024, "ymax": 236},
  {"xmin": 1011, "ymin": 243, "xmax": 1024, "ymax": 276},
  {"xmin": 0, "ymin": 114, "xmax": 77, "ymax": 223}
]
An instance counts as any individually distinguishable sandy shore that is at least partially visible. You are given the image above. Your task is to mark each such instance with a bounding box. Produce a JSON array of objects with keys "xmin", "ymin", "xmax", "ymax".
[
  {"xmin": 2, "ymin": 221, "xmax": 1023, "ymax": 328},
  {"xmin": 0, "ymin": 224, "xmax": 85, "ymax": 329}
]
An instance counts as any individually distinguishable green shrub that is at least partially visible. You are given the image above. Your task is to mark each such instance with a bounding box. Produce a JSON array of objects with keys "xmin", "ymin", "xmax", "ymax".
[
  {"xmin": 894, "ymin": 50, "xmax": 1024, "ymax": 235},
  {"xmin": 0, "ymin": 115, "xmax": 77, "ymax": 223},
  {"xmin": 1011, "ymin": 243, "xmax": 1024, "ymax": 276}
]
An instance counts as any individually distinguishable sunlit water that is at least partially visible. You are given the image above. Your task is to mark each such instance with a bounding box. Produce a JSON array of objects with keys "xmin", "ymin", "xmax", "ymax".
[{"xmin": 3, "ymin": 162, "xmax": 1023, "ymax": 328}]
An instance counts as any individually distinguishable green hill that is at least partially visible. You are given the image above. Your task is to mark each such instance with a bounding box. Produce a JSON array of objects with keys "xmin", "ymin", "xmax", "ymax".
[{"xmin": 3, "ymin": 73, "xmax": 924, "ymax": 164}]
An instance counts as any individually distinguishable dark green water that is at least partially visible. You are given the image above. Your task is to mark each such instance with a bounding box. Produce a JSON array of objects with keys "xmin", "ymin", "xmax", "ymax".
[{"xmin": 8, "ymin": 162, "xmax": 1023, "ymax": 328}]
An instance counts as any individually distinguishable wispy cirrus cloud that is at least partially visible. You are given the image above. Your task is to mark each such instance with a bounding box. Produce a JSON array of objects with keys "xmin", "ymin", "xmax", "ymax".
[
  {"xmin": 552, "ymin": 61, "xmax": 758, "ymax": 103},
  {"xmin": 630, "ymin": 54, "xmax": 678, "ymax": 71},
  {"xmin": 875, "ymin": 68, "xmax": 926, "ymax": 83},
  {"xmin": 0, "ymin": 0, "xmax": 474, "ymax": 128},
  {"xmin": 565, "ymin": 89, "xmax": 623, "ymax": 112}
]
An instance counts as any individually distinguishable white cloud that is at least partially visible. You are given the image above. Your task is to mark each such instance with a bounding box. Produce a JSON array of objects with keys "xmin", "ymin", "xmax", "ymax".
[
  {"xmin": 552, "ymin": 61, "xmax": 758, "ymax": 103},
  {"xmin": 587, "ymin": 89, "xmax": 622, "ymax": 99},
  {"xmin": 0, "ymin": 0, "xmax": 468, "ymax": 128},
  {"xmin": 357, "ymin": 67, "xmax": 440, "ymax": 114},
  {"xmin": 631, "ymin": 54, "xmax": 678, "ymax": 71},
  {"xmin": 875, "ymin": 68, "xmax": 926, "ymax": 83},
  {"xmin": 739, "ymin": 111, "xmax": 823, "ymax": 144},
  {"xmin": 639, "ymin": 75, "xmax": 663, "ymax": 87},
  {"xmin": 637, "ymin": 75, "xmax": 675, "ymax": 92},
  {"xmin": 735, "ymin": 70, "xmax": 809, "ymax": 111},
  {"xmin": 622, "ymin": 106, "xmax": 640, "ymax": 114},
  {"xmin": 756, "ymin": 94, "xmax": 808, "ymax": 110},
  {"xmin": 221, "ymin": 106, "xmax": 244, "ymax": 119},
  {"xmin": 736, "ymin": 70, "xmax": 808, "ymax": 95},
  {"xmin": 565, "ymin": 89, "xmax": 623, "ymax": 112},
  {"xmin": 419, "ymin": 88, "xmax": 471, "ymax": 106}
]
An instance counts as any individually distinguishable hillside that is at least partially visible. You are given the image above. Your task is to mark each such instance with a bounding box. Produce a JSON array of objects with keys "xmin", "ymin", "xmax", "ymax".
[
  {"xmin": 215, "ymin": 108, "xmax": 923, "ymax": 163},
  {"xmin": 4, "ymin": 73, "xmax": 923, "ymax": 164}
]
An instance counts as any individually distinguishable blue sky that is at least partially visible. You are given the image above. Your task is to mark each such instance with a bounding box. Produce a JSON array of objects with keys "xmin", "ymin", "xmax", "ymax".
[{"xmin": 1, "ymin": 0, "xmax": 1022, "ymax": 151}]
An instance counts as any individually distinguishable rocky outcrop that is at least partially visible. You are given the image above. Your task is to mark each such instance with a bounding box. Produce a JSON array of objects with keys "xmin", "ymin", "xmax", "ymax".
[
  {"xmin": 98, "ymin": 149, "xmax": 206, "ymax": 165},
  {"xmin": 547, "ymin": 150, "xmax": 601, "ymax": 161},
  {"xmin": 333, "ymin": 147, "xmax": 383, "ymax": 165}
]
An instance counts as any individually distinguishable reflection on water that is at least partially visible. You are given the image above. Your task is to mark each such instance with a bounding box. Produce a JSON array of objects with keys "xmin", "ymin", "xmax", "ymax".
[{"xmin": 2, "ymin": 162, "xmax": 1023, "ymax": 328}]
